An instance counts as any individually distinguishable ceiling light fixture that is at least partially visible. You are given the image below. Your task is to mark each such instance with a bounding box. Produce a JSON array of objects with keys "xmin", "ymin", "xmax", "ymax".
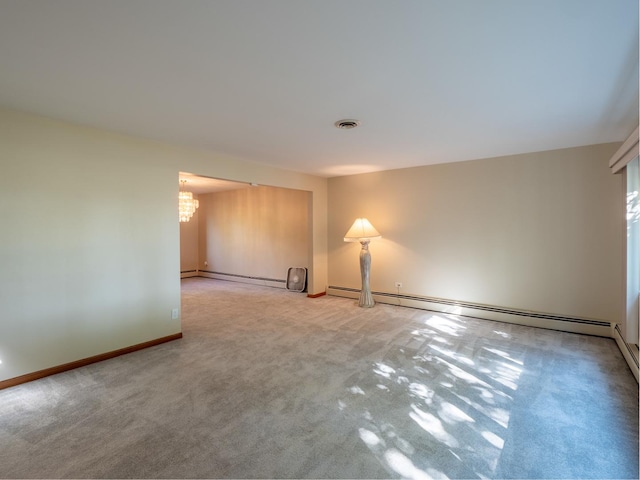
[
  {"xmin": 179, "ymin": 179, "xmax": 199, "ymax": 222},
  {"xmin": 334, "ymin": 119, "xmax": 361, "ymax": 129}
]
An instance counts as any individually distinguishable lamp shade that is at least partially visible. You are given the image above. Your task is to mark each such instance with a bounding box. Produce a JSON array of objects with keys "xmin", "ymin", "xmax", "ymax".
[{"xmin": 344, "ymin": 218, "xmax": 381, "ymax": 242}]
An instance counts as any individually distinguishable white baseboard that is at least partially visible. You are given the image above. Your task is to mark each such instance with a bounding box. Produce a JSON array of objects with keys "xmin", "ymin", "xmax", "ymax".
[
  {"xmin": 327, "ymin": 286, "xmax": 612, "ymax": 338},
  {"xmin": 180, "ymin": 270, "xmax": 199, "ymax": 279}
]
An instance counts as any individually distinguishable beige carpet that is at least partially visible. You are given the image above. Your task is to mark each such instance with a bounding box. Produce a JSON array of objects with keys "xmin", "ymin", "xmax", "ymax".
[{"xmin": 0, "ymin": 277, "xmax": 638, "ymax": 479}]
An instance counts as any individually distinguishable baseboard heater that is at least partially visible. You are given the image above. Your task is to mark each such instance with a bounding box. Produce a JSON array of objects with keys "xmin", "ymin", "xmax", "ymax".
[
  {"xmin": 613, "ymin": 323, "xmax": 639, "ymax": 382},
  {"xmin": 199, "ymin": 270, "xmax": 286, "ymax": 288},
  {"xmin": 327, "ymin": 286, "xmax": 611, "ymax": 338}
]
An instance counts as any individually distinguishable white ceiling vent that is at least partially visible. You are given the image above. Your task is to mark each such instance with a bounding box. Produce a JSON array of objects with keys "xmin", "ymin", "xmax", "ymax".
[{"xmin": 334, "ymin": 119, "xmax": 361, "ymax": 129}]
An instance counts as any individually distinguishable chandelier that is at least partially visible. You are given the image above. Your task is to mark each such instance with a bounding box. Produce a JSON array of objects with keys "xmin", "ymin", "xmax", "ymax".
[{"xmin": 179, "ymin": 180, "xmax": 199, "ymax": 222}]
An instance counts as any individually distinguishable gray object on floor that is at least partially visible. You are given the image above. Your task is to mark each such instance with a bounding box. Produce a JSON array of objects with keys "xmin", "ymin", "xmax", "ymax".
[{"xmin": 286, "ymin": 266, "xmax": 307, "ymax": 292}]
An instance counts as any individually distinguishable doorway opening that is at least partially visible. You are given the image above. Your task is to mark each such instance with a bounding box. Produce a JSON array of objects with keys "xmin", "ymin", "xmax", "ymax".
[{"xmin": 178, "ymin": 172, "xmax": 312, "ymax": 291}]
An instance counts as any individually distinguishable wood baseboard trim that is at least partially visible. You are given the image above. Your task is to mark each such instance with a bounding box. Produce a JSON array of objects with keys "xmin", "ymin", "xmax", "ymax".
[
  {"xmin": 307, "ymin": 291, "xmax": 326, "ymax": 298},
  {"xmin": 0, "ymin": 332, "xmax": 183, "ymax": 391}
]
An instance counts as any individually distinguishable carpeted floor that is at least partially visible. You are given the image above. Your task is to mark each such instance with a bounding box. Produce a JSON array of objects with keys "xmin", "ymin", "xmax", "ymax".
[{"xmin": 0, "ymin": 277, "xmax": 638, "ymax": 479}]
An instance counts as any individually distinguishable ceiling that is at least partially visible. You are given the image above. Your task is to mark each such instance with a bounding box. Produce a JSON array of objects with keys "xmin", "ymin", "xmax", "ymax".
[{"xmin": 0, "ymin": 0, "xmax": 638, "ymax": 178}]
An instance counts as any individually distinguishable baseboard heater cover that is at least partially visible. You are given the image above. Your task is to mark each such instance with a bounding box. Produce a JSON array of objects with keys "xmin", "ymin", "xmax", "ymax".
[
  {"xmin": 199, "ymin": 270, "xmax": 286, "ymax": 288},
  {"xmin": 613, "ymin": 323, "xmax": 639, "ymax": 382},
  {"xmin": 327, "ymin": 286, "xmax": 611, "ymax": 337},
  {"xmin": 0, "ymin": 333, "xmax": 183, "ymax": 391}
]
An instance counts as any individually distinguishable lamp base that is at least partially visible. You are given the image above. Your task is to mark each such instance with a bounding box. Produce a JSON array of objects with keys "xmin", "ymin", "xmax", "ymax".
[{"xmin": 359, "ymin": 290, "xmax": 375, "ymax": 308}]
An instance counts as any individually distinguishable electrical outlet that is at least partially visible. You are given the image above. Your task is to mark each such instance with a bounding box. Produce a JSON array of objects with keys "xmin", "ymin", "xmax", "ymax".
[
  {"xmin": 171, "ymin": 308, "xmax": 179, "ymax": 320},
  {"xmin": 395, "ymin": 282, "xmax": 403, "ymax": 289},
  {"xmin": 204, "ymin": 261, "xmax": 208, "ymax": 267}
]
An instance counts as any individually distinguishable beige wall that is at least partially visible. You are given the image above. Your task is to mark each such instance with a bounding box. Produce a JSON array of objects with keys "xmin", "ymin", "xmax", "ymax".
[
  {"xmin": 328, "ymin": 144, "xmax": 623, "ymax": 322},
  {"xmin": 198, "ymin": 186, "xmax": 309, "ymax": 281},
  {"xmin": 0, "ymin": 108, "xmax": 327, "ymax": 382}
]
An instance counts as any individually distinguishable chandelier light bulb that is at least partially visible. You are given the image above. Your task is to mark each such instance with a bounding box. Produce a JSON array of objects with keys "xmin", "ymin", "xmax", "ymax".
[{"xmin": 178, "ymin": 180, "xmax": 199, "ymax": 222}]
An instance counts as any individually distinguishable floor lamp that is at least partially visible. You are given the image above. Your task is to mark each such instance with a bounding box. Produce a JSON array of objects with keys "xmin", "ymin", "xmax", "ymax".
[{"xmin": 344, "ymin": 218, "xmax": 381, "ymax": 308}]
